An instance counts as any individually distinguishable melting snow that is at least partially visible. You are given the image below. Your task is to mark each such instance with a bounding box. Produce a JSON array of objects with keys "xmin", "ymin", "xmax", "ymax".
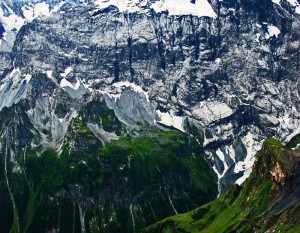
[
  {"xmin": 272, "ymin": 0, "xmax": 300, "ymax": 14},
  {"xmin": 60, "ymin": 67, "xmax": 72, "ymax": 78},
  {"xmin": 22, "ymin": 2, "xmax": 50, "ymax": 22},
  {"xmin": 94, "ymin": 0, "xmax": 217, "ymax": 17},
  {"xmin": 113, "ymin": 81, "xmax": 150, "ymax": 102},
  {"xmin": 286, "ymin": 0, "xmax": 300, "ymax": 14},
  {"xmin": 156, "ymin": 109, "xmax": 186, "ymax": 132},
  {"xmin": 267, "ymin": 25, "xmax": 281, "ymax": 38},
  {"xmin": 234, "ymin": 132, "xmax": 261, "ymax": 185},
  {"xmin": 272, "ymin": 0, "xmax": 281, "ymax": 5},
  {"xmin": 87, "ymin": 123, "xmax": 119, "ymax": 142},
  {"xmin": 60, "ymin": 77, "xmax": 82, "ymax": 90},
  {"xmin": 24, "ymin": 74, "xmax": 32, "ymax": 83},
  {"xmin": 216, "ymin": 149, "xmax": 229, "ymax": 178},
  {"xmin": 152, "ymin": 0, "xmax": 217, "ymax": 18}
]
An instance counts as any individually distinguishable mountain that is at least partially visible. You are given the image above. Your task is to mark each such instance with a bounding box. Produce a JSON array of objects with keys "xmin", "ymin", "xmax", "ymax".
[
  {"xmin": 0, "ymin": 0, "xmax": 300, "ymax": 232},
  {"xmin": 2, "ymin": 0, "xmax": 300, "ymax": 191},
  {"xmin": 0, "ymin": 0, "xmax": 95, "ymax": 51},
  {"xmin": 143, "ymin": 135, "xmax": 300, "ymax": 232}
]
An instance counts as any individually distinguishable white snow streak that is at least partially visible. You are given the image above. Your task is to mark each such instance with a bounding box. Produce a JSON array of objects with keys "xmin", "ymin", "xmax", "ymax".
[
  {"xmin": 216, "ymin": 149, "xmax": 228, "ymax": 178},
  {"xmin": 234, "ymin": 132, "xmax": 261, "ymax": 185}
]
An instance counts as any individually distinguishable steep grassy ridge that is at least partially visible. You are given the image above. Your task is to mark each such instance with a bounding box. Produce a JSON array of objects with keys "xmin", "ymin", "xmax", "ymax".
[{"xmin": 143, "ymin": 138, "xmax": 300, "ymax": 233}]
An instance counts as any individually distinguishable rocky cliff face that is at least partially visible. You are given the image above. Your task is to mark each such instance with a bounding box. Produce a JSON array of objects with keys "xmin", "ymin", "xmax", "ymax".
[
  {"xmin": 0, "ymin": 0, "xmax": 300, "ymax": 232},
  {"xmin": 0, "ymin": 0, "xmax": 92, "ymax": 51},
  {"xmin": 1, "ymin": 0, "xmax": 300, "ymax": 190}
]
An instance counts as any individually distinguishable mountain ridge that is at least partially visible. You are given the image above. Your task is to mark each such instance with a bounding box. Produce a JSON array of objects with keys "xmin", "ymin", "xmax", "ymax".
[
  {"xmin": 0, "ymin": 0, "xmax": 300, "ymax": 232},
  {"xmin": 1, "ymin": 0, "xmax": 300, "ymax": 192}
]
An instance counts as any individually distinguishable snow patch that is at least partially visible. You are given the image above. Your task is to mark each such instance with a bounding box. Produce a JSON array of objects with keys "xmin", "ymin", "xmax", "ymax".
[
  {"xmin": 286, "ymin": 0, "xmax": 300, "ymax": 14},
  {"xmin": 234, "ymin": 132, "xmax": 261, "ymax": 185},
  {"xmin": 60, "ymin": 78, "xmax": 74, "ymax": 89},
  {"xmin": 94, "ymin": 0, "xmax": 217, "ymax": 17},
  {"xmin": 0, "ymin": 5, "xmax": 25, "ymax": 31},
  {"xmin": 215, "ymin": 58, "xmax": 222, "ymax": 64},
  {"xmin": 227, "ymin": 145, "xmax": 236, "ymax": 163},
  {"xmin": 255, "ymin": 23, "xmax": 262, "ymax": 28},
  {"xmin": 34, "ymin": 2, "xmax": 51, "ymax": 16},
  {"xmin": 60, "ymin": 67, "xmax": 72, "ymax": 78},
  {"xmin": 22, "ymin": 2, "xmax": 50, "ymax": 21},
  {"xmin": 267, "ymin": 25, "xmax": 281, "ymax": 38},
  {"xmin": 94, "ymin": 0, "xmax": 141, "ymax": 13},
  {"xmin": 152, "ymin": 0, "xmax": 217, "ymax": 18},
  {"xmin": 113, "ymin": 81, "xmax": 149, "ymax": 102},
  {"xmin": 24, "ymin": 74, "xmax": 32, "ymax": 83},
  {"xmin": 156, "ymin": 109, "xmax": 186, "ymax": 132},
  {"xmin": 272, "ymin": 0, "xmax": 281, "ymax": 6}
]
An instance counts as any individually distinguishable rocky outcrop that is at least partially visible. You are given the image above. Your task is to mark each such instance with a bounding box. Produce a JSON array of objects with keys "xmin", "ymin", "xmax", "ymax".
[{"xmin": 270, "ymin": 162, "xmax": 286, "ymax": 183}]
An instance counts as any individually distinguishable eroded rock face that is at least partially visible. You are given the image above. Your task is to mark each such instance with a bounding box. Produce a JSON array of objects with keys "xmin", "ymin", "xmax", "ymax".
[
  {"xmin": 280, "ymin": 149, "xmax": 300, "ymax": 176},
  {"xmin": 270, "ymin": 162, "xmax": 286, "ymax": 183}
]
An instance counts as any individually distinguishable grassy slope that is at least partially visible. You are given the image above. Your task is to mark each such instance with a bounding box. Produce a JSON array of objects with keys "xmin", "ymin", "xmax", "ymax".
[
  {"xmin": 143, "ymin": 138, "xmax": 300, "ymax": 233},
  {"xmin": 0, "ymin": 103, "xmax": 218, "ymax": 233}
]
